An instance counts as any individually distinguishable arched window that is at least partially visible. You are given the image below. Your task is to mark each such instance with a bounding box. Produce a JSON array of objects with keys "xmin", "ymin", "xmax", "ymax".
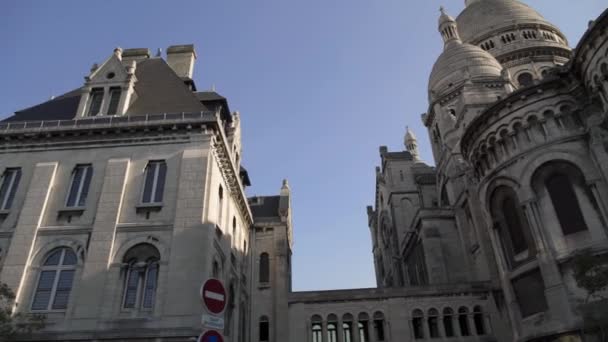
[
  {"xmin": 490, "ymin": 186, "xmax": 535, "ymax": 268},
  {"xmin": 122, "ymin": 243, "xmax": 160, "ymax": 310},
  {"xmin": 358, "ymin": 313, "xmax": 370, "ymax": 342},
  {"xmin": 373, "ymin": 311, "xmax": 385, "ymax": 341},
  {"xmin": 259, "ymin": 253, "xmax": 270, "ymax": 283},
  {"xmin": 517, "ymin": 72, "xmax": 534, "ymax": 87},
  {"xmin": 443, "ymin": 308, "xmax": 455, "ymax": 337},
  {"xmin": 533, "ymin": 162, "xmax": 593, "ymax": 236},
  {"xmin": 218, "ymin": 185, "xmax": 224, "ymax": 226},
  {"xmin": 232, "ymin": 217, "xmax": 237, "ymax": 243},
  {"xmin": 546, "ymin": 173, "xmax": 588, "ymax": 235},
  {"xmin": 31, "ymin": 247, "xmax": 77, "ymax": 311},
  {"xmin": 458, "ymin": 307, "xmax": 470, "ymax": 336},
  {"xmin": 473, "ymin": 306, "xmax": 485, "ymax": 335},
  {"xmin": 428, "ymin": 308, "xmax": 440, "ymax": 338},
  {"xmin": 259, "ymin": 316, "xmax": 270, "ymax": 342},
  {"xmin": 312, "ymin": 322, "xmax": 322, "ymax": 342},
  {"xmin": 225, "ymin": 282, "xmax": 236, "ymax": 336},
  {"xmin": 327, "ymin": 323, "xmax": 338, "ymax": 342},
  {"xmin": 412, "ymin": 309, "xmax": 424, "ymax": 339},
  {"xmin": 342, "ymin": 314, "xmax": 354, "ymax": 342}
]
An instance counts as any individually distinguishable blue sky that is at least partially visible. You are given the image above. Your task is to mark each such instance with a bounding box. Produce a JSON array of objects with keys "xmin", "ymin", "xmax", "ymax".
[{"xmin": 0, "ymin": 0, "xmax": 605, "ymax": 291}]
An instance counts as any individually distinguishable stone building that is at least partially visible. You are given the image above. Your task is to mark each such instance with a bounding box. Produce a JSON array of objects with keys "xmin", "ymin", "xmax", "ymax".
[{"xmin": 0, "ymin": 0, "xmax": 607, "ymax": 341}]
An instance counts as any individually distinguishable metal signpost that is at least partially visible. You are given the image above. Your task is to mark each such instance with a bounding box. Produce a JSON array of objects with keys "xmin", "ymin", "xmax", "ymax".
[{"xmin": 199, "ymin": 278, "xmax": 226, "ymax": 342}]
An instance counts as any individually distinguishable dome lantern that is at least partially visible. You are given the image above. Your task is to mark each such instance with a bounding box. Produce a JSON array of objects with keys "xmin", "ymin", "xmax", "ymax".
[{"xmin": 438, "ymin": 7, "xmax": 461, "ymax": 48}]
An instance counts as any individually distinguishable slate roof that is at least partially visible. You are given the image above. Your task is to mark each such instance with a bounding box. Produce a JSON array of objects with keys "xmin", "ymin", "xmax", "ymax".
[
  {"xmin": 249, "ymin": 196, "xmax": 281, "ymax": 218},
  {"xmin": 3, "ymin": 58, "xmax": 232, "ymax": 123}
]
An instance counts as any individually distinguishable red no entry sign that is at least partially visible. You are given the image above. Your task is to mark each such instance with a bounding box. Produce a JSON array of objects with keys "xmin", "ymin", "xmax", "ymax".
[
  {"xmin": 198, "ymin": 330, "xmax": 223, "ymax": 342},
  {"xmin": 200, "ymin": 278, "xmax": 226, "ymax": 314}
]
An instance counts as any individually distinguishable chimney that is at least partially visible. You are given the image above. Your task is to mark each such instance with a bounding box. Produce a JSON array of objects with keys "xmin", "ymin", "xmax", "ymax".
[
  {"xmin": 166, "ymin": 44, "xmax": 197, "ymax": 79},
  {"xmin": 122, "ymin": 48, "xmax": 151, "ymax": 65}
]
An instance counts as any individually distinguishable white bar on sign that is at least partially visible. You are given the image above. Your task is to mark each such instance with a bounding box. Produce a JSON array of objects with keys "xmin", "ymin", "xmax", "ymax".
[{"xmin": 204, "ymin": 290, "xmax": 225, "ymax": 301}]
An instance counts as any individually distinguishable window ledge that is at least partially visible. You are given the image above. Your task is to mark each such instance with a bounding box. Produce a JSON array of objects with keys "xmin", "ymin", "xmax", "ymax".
[
  {"xmin": 58, "ymin": 206, "xmax": 86, "ymax": 215},
  {"xmin": 136, "ymin": 203, "xmax": 163, "ymax": 212},
  {"xmin": 0, "ymin": 209, "xmax": 9, "ymax": 218},
  {"xmin": 258, "ymin": 282, "xmax": 271, "ymax": 289}
]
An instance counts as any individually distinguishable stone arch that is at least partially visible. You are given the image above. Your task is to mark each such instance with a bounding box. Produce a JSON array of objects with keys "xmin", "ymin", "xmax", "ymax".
[
  {"xmin": 519, "ymin": 151, "xmax": 600, "ymax": 201},
  {"xmin": 481, "ymin": 175, "xmax": 522, "ymax": 215},
  {"xmin": 30, "ymin": 238, "xmax": 85, "ymax": 267},
  {"xmin": 111, "ymin": 234, "xmax": 169, "ymax": 265}
]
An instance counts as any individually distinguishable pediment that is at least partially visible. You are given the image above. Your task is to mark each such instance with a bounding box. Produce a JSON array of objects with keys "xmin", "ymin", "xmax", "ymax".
[{"xmin": 88, "ymin": 54, "xmax": 129, "ymax": 85}]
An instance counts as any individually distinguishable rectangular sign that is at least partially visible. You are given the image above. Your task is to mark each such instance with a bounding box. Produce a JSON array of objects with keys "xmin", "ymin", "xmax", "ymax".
[{"xmin": 202, "ymin": 314, "xmax": 225, "ymax": 330}]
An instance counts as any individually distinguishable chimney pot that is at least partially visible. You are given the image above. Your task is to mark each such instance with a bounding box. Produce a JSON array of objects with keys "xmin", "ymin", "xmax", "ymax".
[{"xmin": 166, "ymin": 44, "xmax": 197, "ymax": 79}]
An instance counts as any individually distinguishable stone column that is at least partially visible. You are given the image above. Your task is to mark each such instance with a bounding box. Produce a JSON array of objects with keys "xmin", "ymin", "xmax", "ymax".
[
  {"xmin": 468, "ymin": 314, "xmax": 476, "ymax": 336},
  {"xmin": 525, "ymin": 201, "xmax": 577, "ymax": 325},
  {"xmin": 368, "ymin": 320, "xmax": 376, "ymax": 342},
  {"xmin": 352, "ymin": 321, "xmax": 360, "ymax": 342},
  {"xmin": 73, "ymin": 158, "xmax": 130, "ymax": 321},
  {"xmin": 322, "ymin": 322, "xmax": 328, "ymax": 342},
  {"xmin": 0, "ymin": 162, "xmax": 57, "ymax": 306}
]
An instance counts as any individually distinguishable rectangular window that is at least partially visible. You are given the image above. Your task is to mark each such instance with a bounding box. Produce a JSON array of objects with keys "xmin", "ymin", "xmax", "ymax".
[
  {"xmin": 0, "ymin": 168, "xmax": 21, "ymax": 210},
  {"xmin": 512, "ymin": 269, "xmax": 548, "ymax": 317},
  {"xmin": 66, "ymin": 164, "xmax": 93, "ymax": 207},
  {"xmin": 87, "ymin": 88, "xmax": 104, "ymax": 116},
  {"xmin": 106, "ymin": 87, "xmax": 122, "ymax": 115},
  {"xmin": 142, "ymin": 161, "xmax": 167, "ymax": 204}
]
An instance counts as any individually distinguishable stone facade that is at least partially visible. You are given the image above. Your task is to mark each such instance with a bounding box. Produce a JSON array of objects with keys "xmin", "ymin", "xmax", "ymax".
[{"xmin": 0, "ymin": 1, "xmax": 607, "ymax": 342}]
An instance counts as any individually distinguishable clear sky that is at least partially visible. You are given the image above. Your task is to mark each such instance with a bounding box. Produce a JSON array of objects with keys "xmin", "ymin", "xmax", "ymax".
[{"xmin": 0, "ymin": 0, "xmax": 605, "ymax": 291}]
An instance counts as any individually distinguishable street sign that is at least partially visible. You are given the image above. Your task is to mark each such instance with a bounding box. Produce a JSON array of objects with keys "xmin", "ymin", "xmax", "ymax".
[
  {"xmin": 198, "ymin": 330, "xmax": 224, "ymax": 342},
  {"xmin": 200, "ymin": 278, "xmax": 226, "ymax": 315},
  {"xmin": 202, "ymin": 313, "xmax": 225, "ymax": 330}
]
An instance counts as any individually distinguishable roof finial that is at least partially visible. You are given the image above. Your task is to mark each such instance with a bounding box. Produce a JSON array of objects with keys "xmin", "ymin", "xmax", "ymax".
[
  {"xmin": 211, "ymin": 84, "xmax": 216, "ymax": 92},
  {"xmin": 156, "ymin": 48, "xmax": 162, "ymax": 57}
]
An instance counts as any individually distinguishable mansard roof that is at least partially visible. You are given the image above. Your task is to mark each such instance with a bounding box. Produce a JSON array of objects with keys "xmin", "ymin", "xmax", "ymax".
[
  {"xmin": 249, "ymin": 196, "xmax": 281, "ymax": 219},
  {"xmin": 3, "ymin": 58, "xmax": 232, "ymax": 123}
]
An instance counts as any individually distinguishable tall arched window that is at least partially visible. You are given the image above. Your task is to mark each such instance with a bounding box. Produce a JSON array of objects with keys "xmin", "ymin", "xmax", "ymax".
[
  {"xmin": 443, "ymin": 308, "xmax": 455, "ymax": 337},
  {"xmin": 327, "ymin": 322, "xmax": 338, "ymax": 342},
  {"xmin": 458, "ymin": 307, "xmax": 470, "ymax": 336},
  {"xmin": 312, "ymin": 323, "xmax": 322, "ymax": 342},
  {"xmin": 31, "ymin": 247, "xmax": 77, "ymax": 311},
  {"xmin": 259, "ymin": 253, "xmax": 270, "ymax": 283},
  {"xmin": 342, "ymin": 313, "xmax": 354, "ymax": 342},
  {"xmin": 218, "ymin": 185, "xmax": 224, "ymax": 226},
  {"xmin": 122, "ymin": 243, "xmax": 160, "ymax": 310},
  {"xmin": 428, "ymin": 308, "xmax": 440, "ymax": 338},
  {"xmin": 546, "ymin": 174, "xmax": 588, "ymax": 234},
  {"xmin": 473, "ymin": 306, "xmax": 485, "ymax": 335},
  {"xmin": 259, "ymin": 316, "xmax": 269, "ymax": 342},
  {"xmin": 358, "ymin": 313, "xmax": 370, "ymax": 342},
  {"xmin": 373, "ymin": 311, "xmax": 385, "ymax": 341},
  {"xmin": 490, "ymin": 186, "xmax": 535, "ymax": 268},
  {"xmin": 533, "ymin": 161, "xmax": 593, "ymax": 236},
  {"xmin": 412, "ymin": 309, "xmax": 424, "ymax": 339}
]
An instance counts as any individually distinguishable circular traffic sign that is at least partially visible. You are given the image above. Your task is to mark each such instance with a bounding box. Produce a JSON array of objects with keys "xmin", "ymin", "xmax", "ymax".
[
  {"xmin": 200, "ymin": 278, "xmax": 226, "ymax": 314},
  {"xmin": 198, "ymin": 330, "xmax": 223, "ymax": 342}
]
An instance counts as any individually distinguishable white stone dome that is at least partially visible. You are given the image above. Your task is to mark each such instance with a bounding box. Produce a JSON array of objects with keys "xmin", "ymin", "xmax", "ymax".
[
  {"xmin": 456, "ymin": 0, "xmax": 559, "ymax": 43},
  {"xmin": 428, "ymin": 42, "xmax": 503, "ymax": 101}
]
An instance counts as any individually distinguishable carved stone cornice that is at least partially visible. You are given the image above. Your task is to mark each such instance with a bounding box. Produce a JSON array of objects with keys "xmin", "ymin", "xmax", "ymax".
[{"xmin": 211, "ymin": 127, "xmax": 253, "ymax": 227}]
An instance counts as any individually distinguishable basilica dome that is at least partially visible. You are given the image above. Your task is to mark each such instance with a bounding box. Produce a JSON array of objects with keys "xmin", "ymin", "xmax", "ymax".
[
  {"xmin": 428, "ymin": 42, "xmax": 503, "ymax": 101},
  {"xmin": 456, "ymin": 0, "xmax": 562, "ymax": 44}
]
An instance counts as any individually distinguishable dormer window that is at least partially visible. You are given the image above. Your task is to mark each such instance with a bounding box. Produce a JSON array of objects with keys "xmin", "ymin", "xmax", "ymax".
[
  {"xmin": 87, "ymin": 88, "xmax": 104, "ymax": 116},
  {"xmin": 107, "ymin": 87, "xmax": 122, "ymax": 115}
]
